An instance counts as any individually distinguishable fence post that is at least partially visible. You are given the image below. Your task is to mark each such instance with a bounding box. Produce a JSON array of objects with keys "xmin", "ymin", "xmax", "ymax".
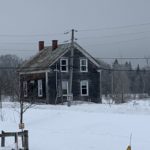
[
  {"xmin": 14, "ymin": 133, "xmax": 19, "ymax": 150},
  {"xmin": 24, "ymin": 130, "xmax": 29, "ymax": 150},
  {"xmin": 1, "ymin": 131, "xmax": 5, "ymax": 147}
]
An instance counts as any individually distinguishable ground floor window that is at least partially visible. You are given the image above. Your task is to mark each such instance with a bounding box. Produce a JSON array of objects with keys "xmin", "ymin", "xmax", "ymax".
[
  {"xmin": 23, "ymin": 81, "xmax": 28, "ymax": 97},
  {"xmin": 80, "ymin": 80, "xmax": 89, "ymax": 96},
  {"xmin": 62, "ymin": 81, "xmax": 68, "ymax": 96},
  {"xmin": 38, "ymin": 79, "xmax": 43, "ymax": 97}
]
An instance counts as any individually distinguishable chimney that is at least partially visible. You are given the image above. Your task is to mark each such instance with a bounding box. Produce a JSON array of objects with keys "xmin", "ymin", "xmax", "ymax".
[
  {"xmin": 39, "ymin": 41, "xmax": 44, "ymax": 51},
  {"xmin": 52, "ymin": 40, "xmax": 58, "ymax": 50}
]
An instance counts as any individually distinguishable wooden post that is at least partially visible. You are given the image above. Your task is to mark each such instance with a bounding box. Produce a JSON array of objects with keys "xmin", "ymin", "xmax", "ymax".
[
  {"xmin": 0, "ymin": 130, "xmax": 29, "ymax": 149},
  {"xmin": 1, "ymin": 131, "xmax": 5, "ymax": 147},
  {"xmin": 24, "ymin": 130, "xmax": 29, "ymax": 150},
  {"xmin": 14, "ymin": 133, "xmax": 18, "ymax": 150}
]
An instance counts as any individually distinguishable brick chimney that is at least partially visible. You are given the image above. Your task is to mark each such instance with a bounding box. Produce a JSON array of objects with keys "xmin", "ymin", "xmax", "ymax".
[
  {"xmin": 52, "ymin": 40, "xmax": 58, "ymax": 50},
  {"xmin": 39, "ymin": 41, "xmax": 44, "ymax": 51}
]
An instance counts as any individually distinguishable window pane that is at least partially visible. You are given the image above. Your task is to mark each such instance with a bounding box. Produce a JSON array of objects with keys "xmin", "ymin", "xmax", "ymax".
[
  {"xmin": 80, "ymin": 59, "xmax": 87, "ymax": 72},
  {"xmin": 60, "ymin": 59, "xmax": 68, "ymax": 72},
  {"xmin": 23, "ymin": 81, "xmax": 27, "ymax": 97},
  {"xmin": 81, "ymin": 60, "xmax": 86, "ymax": 65},
  {"xmin": 82, "ymin": 89, "xmax": 87, "ymax": 94},
  {"xmin": 38, "ymin": 80, "xmax": 43, "ymax": 97},
  {"xmin": 61, "ymin": 60, "xmax": 66, "ymax": 65},
  {"xmin": 62, "ymin": 66, "xmax": 66, "ymax": 71},
  {"xmin": 82, "ymin": 81, "xmax": 87, "ymax": 86},
  {"xmin": 81, "ymin": 80, "xmax": 88, "ymax": 96},
  {"xmin": 62, "ymin": 81, "xmax": 67, "ymax": 89},
  {"xmin": 82, "ymin": 85, "xmax": 86, "ymax": 89},
  {"xmin": 62, "ymin": 81, "xmax": 68, "ymax": 95},
  {"xmin": 63, "ymin": 89, "xmax": 67, "ymax": 95},
  {"xmin": 81, "ymin": 66, "xmax": 86, "ymax": 71},
  {"xmin": 40, "ymin": 90, "xmax": 42, "ymax": 95}
]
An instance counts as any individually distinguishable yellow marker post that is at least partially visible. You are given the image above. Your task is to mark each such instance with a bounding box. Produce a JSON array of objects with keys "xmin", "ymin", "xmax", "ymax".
[{"xmin": 126, "ymin": 145, "xmax": 131, "ymax": 150}]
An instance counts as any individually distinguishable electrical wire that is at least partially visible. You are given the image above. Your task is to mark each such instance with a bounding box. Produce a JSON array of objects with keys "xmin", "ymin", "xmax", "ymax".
[
  {"xmin": 78, "ymin": 22, "xmax": 150, "ymax": 32},
  {"xmin": 0, "ymin": 32, "xmax": 64, "ymax": 37},
  {"xmin": 0, "ymin": 66, "xmax": 148, "ymax": 73},
  {"xmin": 81, "ymin": 36, "xmax": 150, "ymax": 46},
  {"xmin": 79, "ymin": 30, "xmax": 150, "ymax": 40}
]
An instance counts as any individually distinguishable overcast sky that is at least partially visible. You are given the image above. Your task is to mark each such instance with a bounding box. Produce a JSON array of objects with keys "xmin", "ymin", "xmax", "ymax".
[{"xmin": 0, "ymin": 0, "xmax": 150, "ymax": 66}]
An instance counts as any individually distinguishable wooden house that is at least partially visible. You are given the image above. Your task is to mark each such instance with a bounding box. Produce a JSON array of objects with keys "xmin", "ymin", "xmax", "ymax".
[{"xmin": 19, "ymin": 40, "xmax": 102, "ymax": 104}]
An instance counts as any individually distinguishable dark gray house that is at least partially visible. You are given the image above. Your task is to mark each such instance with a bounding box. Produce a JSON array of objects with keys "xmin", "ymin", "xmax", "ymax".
[{"xmin": 19, "ymin": 40, "xmax": 102, "ymax": 104}]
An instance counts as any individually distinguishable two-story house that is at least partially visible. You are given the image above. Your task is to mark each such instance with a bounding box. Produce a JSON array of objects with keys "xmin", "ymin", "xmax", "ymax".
[{"xmin": 19, "ymin": 40, "xmax": 102, "ymax": 104}]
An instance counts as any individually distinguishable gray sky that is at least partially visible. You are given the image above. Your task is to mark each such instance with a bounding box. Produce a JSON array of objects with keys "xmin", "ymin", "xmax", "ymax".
[{"xmin": 0, "ymin": 0, "xmax": 150, "ymax": 66}]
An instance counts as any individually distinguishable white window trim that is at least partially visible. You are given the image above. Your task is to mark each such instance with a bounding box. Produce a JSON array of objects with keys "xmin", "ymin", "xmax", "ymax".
[
  {"xmin": 60, "ymin": 58, "xmax": 68, "ymax": 72},
  {"xmin": 80, "ymin": 58, "xmax": 88, "ymax": 72},
  {"xmin": 62, "ymin": 81, "xmax": 69, "ymax": 96},
  {"xmin": 23, "ymin": 81, "xmax": 27, "ymax": 97},
  {"xmin": 38, "ymin": 79, "xmax": 43, "ymax": 97},
  {"xmin": 80, "ymin": 80, "xmax": 89, "ymax": 96}
]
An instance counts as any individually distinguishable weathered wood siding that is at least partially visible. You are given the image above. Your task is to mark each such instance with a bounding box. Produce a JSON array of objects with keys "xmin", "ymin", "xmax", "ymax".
[
  {"xmin": 49, "ymin": 48, "xmax": 100, "ymax": 103},
  {"xmin": 20, "ymin": 73, "xmax": 46, "ymax": 103},
  {"xmin": 47, "ymin": 72, "xmax": 57, "ymax": 104}
]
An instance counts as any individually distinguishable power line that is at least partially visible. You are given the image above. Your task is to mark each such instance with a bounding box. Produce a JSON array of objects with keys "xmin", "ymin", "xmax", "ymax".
[
  {"xmin": 0, "ymin": 49, "xmax": 37, "ymax": 51},
  {"xmin": 0, "ymin": 36, "xmax": 149, "ymax": 47},
  {"xmin": 79, "ymin": 30, "xmax": 150, "ymax": 40},
  {"xmin": 82, "ymin": 36, "xmax": 150, "ymax": 46},
  {"xmin": 0, "ymin": 40, "xmax": 66, "ymax": 45},
  {"xmin": 97, "ymin": 57, "xmax": 150, "ymax": 60},
  {"xmin": 0, "ymin": 31, "xmax": 149, "ymax": 45},
  {"xmin": 0, "ymin": 65, "xmax": 148, "ymax": 72},
  {"xmin": 0, "ymin": 42, "xmax": 36, "ymax": 44},
  {"xmin": 0, "ymin": 32, "xmax": 64, "ymax": 37},
  {"xmin": 78, "ymin": 22, "xmax": 150, "ymax": 32},
  {"xmin": 0, "ymin": 22, "xmax": 150, "ymax": 37}
]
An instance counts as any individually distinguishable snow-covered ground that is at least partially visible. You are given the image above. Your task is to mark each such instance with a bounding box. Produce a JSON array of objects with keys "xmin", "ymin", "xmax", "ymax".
[{"xmin": 1, "ymin": 100, "xmax": 150, "ymax": 150}]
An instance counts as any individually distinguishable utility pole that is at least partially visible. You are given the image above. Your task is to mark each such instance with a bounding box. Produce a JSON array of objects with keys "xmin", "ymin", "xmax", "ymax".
[
  {"xmin": 67, "ymin": 29, "xmax": 77, "ymax": 106},
  {"xmin": 0, "ymin": 87, "xmax": 3, "ymax": 121},
  {"xmin": 70, "ymin": 29, "xmax": 74, "ymax": 92}
]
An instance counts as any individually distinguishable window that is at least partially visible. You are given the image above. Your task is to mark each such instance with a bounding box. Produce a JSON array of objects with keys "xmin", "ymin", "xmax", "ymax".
[
  {"xmin": 80, "ymin": 59, "xmax": 88, "ymax": 72},
  {"xmin": 23, "ymin": 81, "xmax": 27, "ymax": 97},
  {"xmin": 80, "ymin": 80, "xmax": 89, "ymax": 96},
  {"xmin": 29, "ymin": 80, "xmax": 35, "ymax": 93},
  {"xmin": 60, "ymin": 58, "xmax": 68, "ymax": 72},
  {"xmin": 62, "ymin": 81, "xmax": 68, "ymax": 96},
  {"xmin": 38, "ymin": 80, "xmax": 43, "ymax": 97}
]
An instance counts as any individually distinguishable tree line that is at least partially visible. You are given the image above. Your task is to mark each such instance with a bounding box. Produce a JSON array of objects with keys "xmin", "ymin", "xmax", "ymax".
[
  {"xmin": 101, "ymin": 59, "xmax": 150, "ymax": 103},
  {"xmin": 0, "ymin": 54, "xmax": 23, "ymax": 101}
]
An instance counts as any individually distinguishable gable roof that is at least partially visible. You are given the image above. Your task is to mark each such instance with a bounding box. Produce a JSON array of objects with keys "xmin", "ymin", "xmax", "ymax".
[{"xmin": 19, "ymin": 42, "xmax": 102, "ymax": 73}]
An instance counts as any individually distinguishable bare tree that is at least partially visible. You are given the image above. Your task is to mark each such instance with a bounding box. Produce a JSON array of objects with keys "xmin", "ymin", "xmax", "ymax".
[
  {"xmin": 112, "ymin": 60, "xmax": 130, "ymax": 103},
  {"xmin": 0, "ymin": 54, "xmax": 23, "ymax": 99},
  {"xmin": 18, "ymin": 79, "xmax": 36, "ymax": 130}
]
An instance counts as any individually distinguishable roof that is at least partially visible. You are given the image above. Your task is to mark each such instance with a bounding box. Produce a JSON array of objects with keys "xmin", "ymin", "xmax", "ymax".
[{"xmin": 19, "ymin": 42, "xmax": 102, "ymax": 73}]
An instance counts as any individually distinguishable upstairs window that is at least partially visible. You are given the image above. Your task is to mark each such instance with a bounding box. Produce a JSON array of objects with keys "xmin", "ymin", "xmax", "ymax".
[
  {"xmin": 60, "ymin": 58, "xmax": 68, "ymax": 72},
  {"xmin": 62, "ymin": 81, "xmax": 68, "ymax": 96},
  {"xmin": 80, "ymin": 80, "xmax": 89, "ymax": 96},
  {"xmin": 38, "ymin": 80, "xmax": 43, "ymax": 97},
  {"xmin": 80, "ymin": 59, "xmax": 88, "ymax": 72},
  {"xmin": 23, "ymin": 81, "xmax": 27, "ymax": 97}
]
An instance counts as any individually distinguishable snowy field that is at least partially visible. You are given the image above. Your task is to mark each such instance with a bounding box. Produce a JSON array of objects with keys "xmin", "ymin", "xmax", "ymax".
[{"xmin": 1, "ymin": 100, "xmax": 150, "ymax": 150}]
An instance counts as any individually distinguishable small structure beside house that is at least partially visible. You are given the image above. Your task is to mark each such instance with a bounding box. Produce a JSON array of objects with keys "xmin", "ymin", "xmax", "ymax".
[{"xmin": 19, "ymin": 40, "xmax": 102, "ymax": 104}]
